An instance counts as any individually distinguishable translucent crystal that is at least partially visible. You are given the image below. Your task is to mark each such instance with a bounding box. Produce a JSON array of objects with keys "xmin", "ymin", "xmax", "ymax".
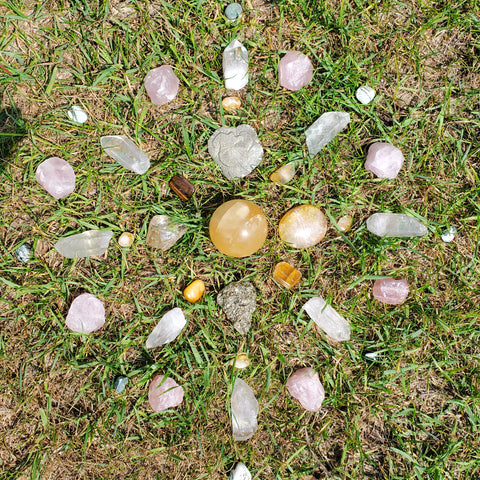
[
  {"xmin": 355, "ymin": 85, "xmax": 375, "ymax": 105},
  {"xmin": 270, "ymin": 162, "xmax": 296, "ymax": 185},
  {"xmin": 35, "ymin": 157, "xmax": 76, "ymax": 199},
  {"xmin": 441, "ymin": 226, "xmax": 457, "ymax": 242},
  {"xmin": 286, "ymin": 367, "xmax": 325, "ymax": 412},
  {"xmin": 231, "ymin": 378, "xmax": 258, "ymax": 441},
  {"xmin": 145, "ymin": 307, "xmax": 187, "ymax": 349},
  {"xmin": 118, "ymin": 232, "xmax": 134, "ymax": 247},
  {"xmin": 372, "ymin": 278, "xmax": 409, "ymax": 305},
  {"xmin": 278, "ymin": 205, "xmax": 327, "ymax": 248},
  {"xmin": 278, "ymin": 51, "xmax": 313, "ymax": 91},
  {"xmin": 148, "ymin": 375, "xmax": 184, "ymax": 412},
  {"xmin": 144, "ymin": 65, "xmax": 179, "ymax": 106},
  {"xmin": 146, "ymin": 215, "xmax": 187, "ymax": 251},
  {"xmin": 113, "ymin": 376, "xmax": 128, "ymax": 393},
  {"xmin": 303, "ymin": 296, "xmax": 351, "ymax": 342},
  {"xmin": 305, "ymin": 112, "xmax": 350, "ymax": 157},
  {"xmin": 100, "ymin": 135, "xmax": 150, "ymax": 174},
  {"xmin": 65, "ymin": 293, "xmax": 105, "ymax": 333},
  {"xmin": 273, "ymin": 262, "xmax": 301, "ymax": 289},
  {"xmin": 208, "ymin": 125, "xmax": 263, "ymax": 179},
  {"xmin": 365, "ymin": 142, "xmax": 404, "ymax": 179},
  {"xmin": 366, "ymin": 213, "xmax": 427, "ymax": 237},
  {"xmin": 67, "ymin": 105, "xmax": 88, "ymax": 123},
  {"xmin": 337, "ymin": 215, "xmax": 353, "ymax": 232},
  {"xmin": 229, "ymin": 462, "xmax": 252, "ymax": 480},
  {"xmin": 54, "ymin": 230, "xmax": 113, "ymax": 258},
  {"xmin": 223, "ymin": 39, "xmax": 248, "ymax": 90}
]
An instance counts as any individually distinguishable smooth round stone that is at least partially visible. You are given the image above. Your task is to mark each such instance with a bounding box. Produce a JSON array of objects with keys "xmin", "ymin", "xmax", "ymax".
[
  {"xmin": 229, "ymin": 353, "xmax": 250, "ymax": 369},
  {"xmin": 65, "ymin": 293, "xmax": 105, "ymax": 334},
  {"xmin": 270, "ymin": 162, "xmax": 296, "ymax": 185},
  {"xmin": 144, "ymin": 65, "xmax": 179, "ymax": 106},
  {"xmin": 441, "ymin": 226, "xmax": 457, "ymax": 242},
  {"xmin": 372, "ymin": 278, "xmax": 409, "ymax": 305},
  {"xmin": 222, "ymin": 96, "xmax": 242, "ymax": 113},
  {"xmin": 286, "ymin": 367, "xmax": 325, "ymax": 412},
  {"xmin": 118, "ymin": 232, "xmax": 134, "ymax": 247},
  {"xmin": 278, "ymin": 205, "xmax": 327, "ymax": 248},
  {"xmin": 278, "ymin": 51, "xmax": 313, "ymax": 91},
  {"xmin": 209, "ymin": 200, "xmax": 268, "ymax": 258},
  {"xmin": 148, "ymin": 375, "xmax": 184, "ymax": 412},
  {"xmin": 67, "ymin": 105, "xmax": 88, "ymax": 123},
  {"xmin": 35, "ymin": 157, "xmax": 76, "ymax": 199},
  {"xmin": 225, "ymin": 2, "xmax": 243, "ymax": 21},
  {"xmin": 337, "ymin": 214, "xmax": 353, "ymax": 232},
  {"xmin": 365, "ymin": 142, "xmax": 405, "ymax": 179},
  {"xmin": 355, "ymin": 85, "xmax": 376, "ymax": 104},
  {"xmin": 183, "ymin": 279, "xmax": 205, "ymax": 303}
]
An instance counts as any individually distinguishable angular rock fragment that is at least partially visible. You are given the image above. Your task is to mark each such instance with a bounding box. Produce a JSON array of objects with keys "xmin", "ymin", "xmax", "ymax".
[
  {"xmin": 54, "ymin": 230, "xmax": 113, "ymax": 258},
  {"xmin": 366, "ymin": 213, "xmax": 427, "ymax": 237},
  {"xmin": 65, "ymin": 293, "xmax": 105, "ymax": 333},
  {"xmin": 146, "ymin": 307, "xmax": 186, "ymax": 349},
  {"xmin": 229, "ymin": 462, "xmax": 252, "ymax": 480},
  {"xmin": 144, "ymin": 65, "xmax": 179, "ymax": 106},
  {"xmin": 231, "ymin": 378, "xmax": 258, "ymax": 441},
  {"xmin": 217, "ymin": 282, "xmax": 256, "ymax": 334},
  {"xmin": 148, "ymin": 374, "xmax": 184, "ymax": 412},
  {"xmin": 286, "ymin": 367, "xmax": 325, "ymax": 412},
  {"xmin": 146, "ymin": 215, "xmax": 187, "ymax": 251},
  {"xmin": 365, "ymin": 142, "xmax": 404, "ymax": 179},
  {"xmin": 278, "ymin": 51, "xmax": 313, "ymax": 91}
]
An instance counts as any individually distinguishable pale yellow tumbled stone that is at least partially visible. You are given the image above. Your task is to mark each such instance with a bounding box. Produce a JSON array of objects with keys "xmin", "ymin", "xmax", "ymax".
[
  {"xmin": 270, "ymin": 162, "xmax": 296, "ymax": 185},
  {"xmin": 229, "ymin": 353, "xmax": 250, "ymax": 369},
  {"xmin": 183, "ymin": 279, "xmax": 205, "ymax": 303},
  {"xmin": 222, "ymin": 96, "xmax": 242, "ymax": 113},
  {"xmin": 337, "ymin": 215, "xmax": 353, "ymax": 232},
  {"xmin": 118, "ymin": 232, "xmax": 134, "ymax": 247},
  {"xmin": 278, "ymin": 205, "xmax": 327, "ymax": 248}
]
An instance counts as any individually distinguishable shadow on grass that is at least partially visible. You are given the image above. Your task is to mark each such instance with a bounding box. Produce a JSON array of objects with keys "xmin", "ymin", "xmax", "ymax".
[{"xmin": 0, "ymin": 104, "xmax": 26, "ymax": 173}]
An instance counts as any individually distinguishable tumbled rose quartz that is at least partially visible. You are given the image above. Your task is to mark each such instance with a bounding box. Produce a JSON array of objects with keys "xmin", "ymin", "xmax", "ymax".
[
  {"xmin": 148, "ymin": 374, "xmax": 184, "ymax": 412},
  {"xmin": 365, "ymin": 142, "xmax": 405, "ymax": 179},
  {"xmin": 372, "ymin": 278, "xmax": 409, "ymax": 305},
  {"xmin": 35, "ymin": 157, "xmax": 76, "ymax": 199},
  {"xmin": 286, "ymin": 367, "xmax": 325, "ymax": 412},
  {"xmin": 278, "ymin": 51, "xmax": 313, "ymax": 91},
  {"xmin": 144, "ymin": 65, "xmax": 179, "ymax": 106},
  {"xmin": 65, "ymin": 293, "xmax": 105, "ymax": 333}
]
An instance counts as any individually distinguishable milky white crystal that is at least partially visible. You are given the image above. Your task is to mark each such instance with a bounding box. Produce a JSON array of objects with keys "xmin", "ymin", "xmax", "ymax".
[
  {"xmin": 67, "ymin": 105, "xmax": 88, "ymax": 123},
  {"xmin": 229, "ymin": 462, "xmax": 252, "ymax": 480},
  {"xmin": 303, "ymin": 296, "xmax": 351, "ymax": 342},
  {"xmin": 100, "ymin": 135, "xmax": 150, "ymax": 174},
  {"xmin": 305, "ymin": 112, "xmax": 350, "ymax": 157},
  {"xmin": 54, "ymin": 230, "xmax": 113, "ymax": 258},
  {"xmin": 223, "ymin": 39, "xmax": 249, "ymax": 90},
  {"xmin": 366, "ymin": 213, "xmax": 427, "ymax": 237},
  {"xmin": 146, "ymin": 307, "xmax": 186, "ymax": 349},
  {"xmin": 355, "ymin": 85, "xmax": 375, "ymax": 104},
  {"xmin": 231, "ymin": 378, "xmax": 258, "ymax": 441}
]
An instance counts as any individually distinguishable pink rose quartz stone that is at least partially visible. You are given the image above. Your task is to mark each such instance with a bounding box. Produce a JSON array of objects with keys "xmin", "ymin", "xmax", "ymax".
[
  {"xmin": 65, "ymin": 293, "xmax": 105, "ymax": 333},
  {"xmin": 35, "ymin": 157, "xmax": 76, "ymax": 199},
  {"xmin": 365, "ymin": 142, "xmax": 405, "ymax": 179},
  {"xmin": 278, "ymin": 51, "xmax": 313, "ymax": 91},
  {"xmin": 372, "ymin": 278, "xmax": 409, "ymax": 305},
  {"xmin": 148, "ymin": 375, "xmax": 184, "ymax": 412},
  {"xmin": 144, "ymin": 65, "xmax": 179, "ymax": 106},
  {"xmin": 286, "ymin": 367, "xmax": 325, "ymax": 412}
]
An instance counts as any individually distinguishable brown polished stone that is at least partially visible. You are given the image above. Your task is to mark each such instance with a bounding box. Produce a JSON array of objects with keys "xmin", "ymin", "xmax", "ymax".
[
  {"xmin": 273, "ymin": 262, "xmax": 302, "ymax": 289},
  {"xmin": 169, "ymin": 174, "xmax": 195, "ymax": 201}
]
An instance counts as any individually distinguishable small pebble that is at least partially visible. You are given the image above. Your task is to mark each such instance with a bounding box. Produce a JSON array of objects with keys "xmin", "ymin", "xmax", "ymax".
[
  {"xmin": 118, "ymin": 232, "xmax": 134, "ymax": 247},
  {"xmin": 222, "ymin": 96, "xmax": 242, "ymax": 113},
  {"xmin": 441, "ymin": 226, "xmax": 457, "ymax": 243},
  {"xmin": 270, "ymin": 162, "xmax": 296, "ymax": 185},
  {"xmin": 183, "ymin": 279, "xmax": 205, "ymax": 303},
  {"xmin": 229, "ymin": 353, "xmax": 250, "ymax": 369},
  {"xmin": 14, "ymin": 244, "xmax": 31, "ymax": 263},
  {"xmin": 355, "ymin": 85, "xmax": 375, "ymax": 105},
  {"xmin": 225, "ymin": 2, "xmax": 243, "ymax": 21},
  {"xmin": 273, "ymin": 261, "xmax": 302, "ymax": 289},
  {"xmin": 337, "ymin": 214, "xmax": 353, "ymax": 232},
  {"xmin": 169, "ymin": 174, "xmax": 195, "ymax": 201},
  {"xmin": 113, "ymin": 376, "xmax": 128, "ymax": 393},
  {"xmin": 363, "ymin": 351, "xmax": 386, "ymax": 363},
  {"xmin": 67, "ymin": 105, "xmax": 88, "ymax": 124}
]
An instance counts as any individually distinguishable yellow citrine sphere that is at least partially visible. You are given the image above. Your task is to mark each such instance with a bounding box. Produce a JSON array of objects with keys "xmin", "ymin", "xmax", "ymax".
[{"xmin": 209, "ymin": 199, "xmax": 268, "ymax": 257}]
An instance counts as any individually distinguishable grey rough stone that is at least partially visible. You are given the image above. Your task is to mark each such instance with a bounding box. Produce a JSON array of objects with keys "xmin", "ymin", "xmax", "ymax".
[{"xmin": 217, "ymin": 281, "xmax": 256, "ymax": 334}]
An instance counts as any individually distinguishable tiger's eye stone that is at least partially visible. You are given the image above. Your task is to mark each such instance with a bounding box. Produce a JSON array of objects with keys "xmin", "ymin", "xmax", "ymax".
[
  {"xmin": 270, "ymin": 162, "xmax": 296, "ymax": 185},
  {"xmin": 169, "ymin": 174, "xmax": 195, "ymax": 201},
  {"xmin": 183, "ymin": 279, "xmax": 205, "ymax": 303},
  {"xmin": 222, "ymin": 96, "xmax": 242, "ymax": 113},
  {"xmin": 278, "ymin": 205, "xmax": 327, "ymax": 248},
  {"xmin": 273, "ymin": 261, "xmax": 302, "ymax": 288},
  {"xmin": 209, "ymin": 200, "xmax": 268, "ymax": 258}
]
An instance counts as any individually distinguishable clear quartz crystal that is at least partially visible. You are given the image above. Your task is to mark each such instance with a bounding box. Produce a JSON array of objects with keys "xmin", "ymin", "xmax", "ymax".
[
  {"xmin": 100, "ymin": 135, "xmax": 150, "ymax": 174},
  {"xmin": 231, "ymin": 378, "xmax": 259, "ymax": 441},
  {"xmin": 366, "ymin": 213, "xmax": 427, "ymax": 237},
  {"xmin": 303, "ymin": 296, "xmax": 351, "ymax": 342},
  {"xmin": 305, "ymin": 112, "xmax": 350, "ymax": 156},
  {"xmin": 146, "ymin": 215, "xmax": 187, "ymax": 251},
  {"xmin": 54, "ymin": 230, "xmax": 113, "ymax": 258},
  {"xmin": 145, "ymin": 307, "xmax": 187, "ymax": 349},
  {"xmin": 223, "ymin": 40, "xmax": 249, "ymax": 90},
  {"xmin": 229, "ymin": 462, "xmax": 252, "ymax": 480}
]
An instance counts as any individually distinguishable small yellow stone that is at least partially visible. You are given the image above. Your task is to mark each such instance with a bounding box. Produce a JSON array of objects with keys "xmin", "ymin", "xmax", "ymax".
[
  {"xmin": 337, "ymin": 215, "xmax": 353, "ymax": 232},
  {"xmin": 273, "ymin": 261, "xmax": 302, "ymax": 289},
  {"xmin": 229, "ymin": 353, "xmax": 250, "ymax": 369},
  {"xmin": 270, "ymin": 162, "xmax": 296, "ymax": 185},
  {"xmin": 183, "ymin": 279, "xmax": 205, "ymax": 303},
  {"xmin": 118, "ymin": 232, "xmax": 134, "ymax": 247},
  {"xmin": 222, "ymin": 96, "xmax": 242, "ymax": 113}
]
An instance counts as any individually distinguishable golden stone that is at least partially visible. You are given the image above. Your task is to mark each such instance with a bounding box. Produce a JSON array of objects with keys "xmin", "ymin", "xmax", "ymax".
[
  {"xmin": 337, "ymin": 214, "xmax": 353, "ymax": 232},
  {"xmin": 229, "ymin": 353, "xmax": 250, "ymax": 369},
  {"xmin": 222, "ymin": 96, "xmax": 242, "ymax": 113},
  {"xmin": 183, "ymin": 279, "xmax": 205, "ymax": 303},
  {"xmin": 273, "ymin": 261, "xmax": 302, "ymax": 289},
  {"xmin": 270, "ymin": 162, "xmax": 296, "ymax": 185},
  {"xmin": 278, "ymin": 205, "xmax": 327, "ymax": 248},
  {"xmin": 209, "ymin": 199, "xmax": 268, "ymax": 258},
  {"xmin": 118, "ymin": 232, "xmax": 134, "ymax": 247}
]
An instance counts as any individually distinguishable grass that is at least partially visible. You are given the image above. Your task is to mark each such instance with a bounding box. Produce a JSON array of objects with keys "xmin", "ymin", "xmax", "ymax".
[{"xmin": 0, "ymin": 0, "xmax": 480, "ymax": 478}]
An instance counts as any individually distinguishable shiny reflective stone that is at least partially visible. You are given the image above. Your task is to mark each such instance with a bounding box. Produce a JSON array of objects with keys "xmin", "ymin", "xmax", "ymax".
[
  {"xmin": 183, "ymin": 279, "xmax": 205, "ymax": 303},
  {"xmin": 169, "ymin": 175, "xmax": 195, "ymax": 201},
  {"xmin": 14, "ymin": 244, "xmax": 31, "ymax": 263},
  {"xmin": 273, "ymin": 261, "xmax": 301, "ymax": 289},
  {"xmin": 225, "ymin": 3, "xmax": 243, "ymax": 21},
  {"xmin": 278, "ymin": 205, "xmax": 327, "ymax": 248},
  {"xmin": 270, "ymin": 162, "xmax": 296, "ymax": 185},
  {"xmin": 229, "ymin": 353, "xmax": 250, "ymax": 369},
  {"xmin": 113, "ymin": 376, "xmax": 128, "ymax": 393},
  {"xmin": 118, "ymin": 232, "xmax": 134, "ymax": 247},
  {"xmin": 337, "ymin": 215, "xmax": 353, "ymax": 232},
  {"xmin": 222, "ymin": 96, "xmax": 242, "ymax": 113}
]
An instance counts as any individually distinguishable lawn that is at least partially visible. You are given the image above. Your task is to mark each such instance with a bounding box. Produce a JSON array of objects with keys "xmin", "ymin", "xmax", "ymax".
[{"xmin": 1, "ymin": 0, "xmax": 479, "ymax": 479}]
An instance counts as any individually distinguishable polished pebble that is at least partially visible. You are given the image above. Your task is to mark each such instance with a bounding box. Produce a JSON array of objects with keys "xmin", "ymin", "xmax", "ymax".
[
  {"xmin": 118, "ymin": 232, "xmax": 134, "ymax": 247},
  {"xmin": 169, "ymin": 174, "xmax": 195, "ymax": 201},
  {"xmin": 183, "ymin": 279, "xmax": 205, "ymax": 303},
  {"xmin": 222, "ymin": 96, "xmax": 242, "ymax": 113},
  {"xmin": 273, "ymin": 261, "xmax": 302, "ymax": 289}
]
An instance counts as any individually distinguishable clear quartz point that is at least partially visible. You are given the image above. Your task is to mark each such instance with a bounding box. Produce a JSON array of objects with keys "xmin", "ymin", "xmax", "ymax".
[
  {"xmin": 231, "ymin": 378, "xmax": 258, "ymax": 441},
  {"xmin": 366, "ymin": 213, "xmax": 427, "ymax": 237},
  {"xmin": 229, "ymin": 462, "xmax": 252, "ymax": 480},
  {"xmin": 100, "ymin": 135, "xmax": 150, "ymax": 174},
  {"xmin": 54, "ymin": 230, "xmax": 113, "ymax": 258},
  {"xmin": 223, "ymin": 40, "xmax": 249, "ymax": 90},
  {"xmin": 305, "ymin": 112, "xmax": 350, "ymax": 156}
]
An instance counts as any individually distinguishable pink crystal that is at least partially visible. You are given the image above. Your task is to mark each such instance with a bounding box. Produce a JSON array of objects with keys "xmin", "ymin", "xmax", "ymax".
[
  {"xmin": 286, "ymin": 367, "xmax": 325, "ymax": 412},
  {"xmin": 35, "ymin": 157, "xmax": 76, "ymax": 199},
  {"xmin": 148, "ymin": 374, "xmax": 184, "ymax": 412},
  {"xmin": 278, "ymin": 51, "xmax": 313, "ymax": 91},
  {"xmin": 365, "ymin": 142, "xmax": 405, "ymax": 179},
  {"xmin": 144, "ymin": 65, "xmax": 179, "ymax": 106},
  {"xmin": 372, "ymin": 278, "xmax": 409, "ymax": 305},
  {"xmin": 65, "ymin": 293, "xmax": 105, "ymax": 333}
]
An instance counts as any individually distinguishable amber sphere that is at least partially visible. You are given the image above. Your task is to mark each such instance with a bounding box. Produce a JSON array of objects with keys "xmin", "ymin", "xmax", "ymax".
[{"xmin": 209, "ymin": 199, "xmax": 268, "ymax": 257}]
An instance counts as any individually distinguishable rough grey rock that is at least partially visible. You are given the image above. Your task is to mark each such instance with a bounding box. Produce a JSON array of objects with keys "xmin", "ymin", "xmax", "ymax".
[{"xmin": 217, "ymin": 281, "xmax": 256, "ymax": 334}]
